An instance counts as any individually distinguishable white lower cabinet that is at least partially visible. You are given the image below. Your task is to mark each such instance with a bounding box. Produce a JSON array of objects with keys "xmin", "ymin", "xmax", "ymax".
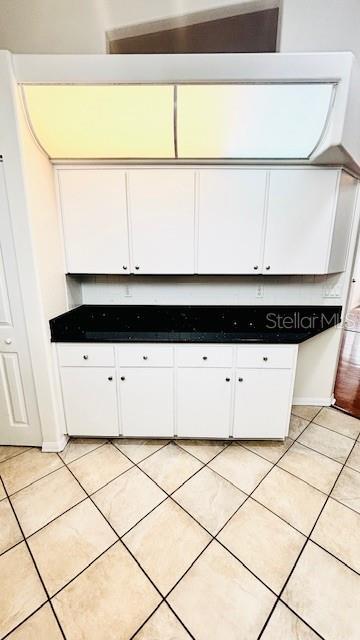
[
  {"xmin": 233, "ymin": 368, "xmax": 294, "ymax": 438},
  {"xmin": 58, "ymin": 343, "xmax": 297, "ymax": 439},
  {"xmin": 176, "ymin": 368, "xmax": 233, "ymax": 438},
  {"xmin": 119, "ymin": 368, "xmax": 174, "ymax": 437},
  {"xmin": 60, "ymin": 367, "xmax": 119, "ymax": 437}
]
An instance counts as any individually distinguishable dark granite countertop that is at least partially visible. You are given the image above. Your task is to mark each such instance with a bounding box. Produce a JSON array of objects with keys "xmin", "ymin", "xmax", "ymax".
[{"xmin": 49, "ymin": 305, "xmax": 342, "ymax": 344}]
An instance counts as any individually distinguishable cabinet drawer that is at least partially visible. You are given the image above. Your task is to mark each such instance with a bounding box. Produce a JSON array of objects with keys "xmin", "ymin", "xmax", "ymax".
[
  {"xmin": 117, "ymin": 345, "xmax": 173, "ymax": 367},
  {"xmin": 176, "ymin": 345, "xmax": 233, "ymax": 367},
  {"xmin": 58, "ymin": 344, "xmax": 115, "ymax": 367},
  {"xmin": 236, "ymin": 346, "xmax": 295, "ymax": 369}
]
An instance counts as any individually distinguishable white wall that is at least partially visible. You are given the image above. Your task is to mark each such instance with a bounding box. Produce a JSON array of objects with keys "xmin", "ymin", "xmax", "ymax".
[
  {"xmin": 0, "ymin": 0, "xmax": 274, "ymax": 54},
  {"xmin": 18, "ymin": 97, "xmax": 68, "ymax": 320},
  {"xmin": 0, "ymin": 0, "xmax": 106, "ymax": 53},
  {"xmin": 280, "ymin": 0, "xmax": 360, "ymax": 61},
  {"xmin": 1, "ymin": 0, "xmax": 360, "ymax": 59}
]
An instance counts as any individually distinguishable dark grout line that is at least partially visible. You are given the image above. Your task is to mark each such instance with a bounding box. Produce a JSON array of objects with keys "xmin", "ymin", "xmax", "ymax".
[
  {"xmin": 128, "ymin": 599, "xmax": 196, "ymax": 640},
  {"xmin": 256, "ymin": 434, "xmax": 360, "ymax": 639},
  {"xmin": 58, "ymin": 413, "xmax": 360, "ymax": 638},
  {"xmin": 311, "ymin": 418, "xmax": 360, "ymax": 442},
  {"xmin": 0, "ymin": 477, "xmax": 67, "ymax": 640},
  {"xmin": 23, "ymin": 496, "xmax": 89, "ymax": 541},
  {"xmin": 310, "ymin": 538, "xmax": 360, "ymax": 578},
  {"xmin": 2, "ymin": 407, "xmax": 358, "ymax": 639},
  {"xmin": 175, "ymin": 439, "xmax": 232, "ymax": 464},
  {"xmin": 3, "ymin": 461, "xmax": 66, "ymax": 499},
  {"xmin": 112, "ymin": 437, "xmax": 171, "ymax": 464},
  {"xmin": 330, "ymin": 494, "xmax": 360, "ymax": 517},
  {"xmin": 292, "ymin": 437, "xmax": 352, "ymax": 465},
  {"xmin": 291, "ymin": 406, "xmax": 323, "ymax": 421},
  {"xmin": 164, "ymin": 600, "xmax": 197, "ymax": 640},
  {"xmin": 0, "ymin": 447, "xmax": 33, "ymax": 465},
  {"xmin": 0, "ymin": 602, "xmax": 55, "ymax": 640},
  {"xmin": 277, "ymin": 600, "xmax": 326, "ymax": 639},
  {"xmin": 127, "ymin": 601, "xmax": 165, "ymax": 640},
  {"xmin": 58, "ymin": 455, "xmax": 168, "ymax": 616},
  {"xmin": 58, "ymin": 438, "xmax": 109, "ymax": 465},
  {"xmin": 49, "ymin": 539, "xmax": 119, "ymax": 600},
  {"xmin": 0, "ymin": 536, "xmax": 24, "ymax": 559},
  {"xmin": 61, "ymin": 438, "xmax": 280, "ymax": 634}
]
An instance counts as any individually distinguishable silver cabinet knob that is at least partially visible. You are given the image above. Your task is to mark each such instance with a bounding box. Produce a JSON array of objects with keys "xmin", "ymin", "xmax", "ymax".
[
  {"xmin": 265, "ymin": 266, "xmax": 271, "ymax": 271},
  {"xmin": 263, "ymin": 356, "xmax": 268, "ymax": 361},
  {"xmin": 4, "ymin": 338, "xmax": 12, "ymax": 345},
  {"xmin": 83, "ymin": 355, "xmax": 88, "ymax": 360},
  {"xmin": 120, "ymin": 376, "xmax": 125, "ymax": 381},
  {"xmin": 143, "ymin": 355, "xmax": 148, "ymax": 360},
  {"xmin": 135, "ymin": 265, "xmax": 140, "ymax": 270},
  {"xmin": 202, "ymin": 356, "xmax": 208, "ymax": 361},
  {"xmin": 108, "ymin": 376, "xmax": 113, "ymax": 381},
  {"xmin": 122, "ymin": 265, "xmax": 127, "ymax": 270},
  {"xmin": 238, "ymin": 377, "xmax": 243, "ymax": 382},
  {"xmin": 253, "ymin": 265, "xmax": 259, "ymax": 270},
  {"xmin": 225, "ymin": 377, "xmax": 230, "ymax": 382}
]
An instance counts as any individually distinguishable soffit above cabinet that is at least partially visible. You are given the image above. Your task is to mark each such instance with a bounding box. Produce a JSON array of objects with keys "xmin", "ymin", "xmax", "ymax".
[
  {"xmin": 22, "ymin": 82, "xmax": 334, "ymax": 161},
  {"xmin": 15, "ymin": 52, "xmax": 360, "ymax": 172},
  {"xmin": 22, "ymin": 85, "xmax": 175, "ymax": 159},
  {"xmin": 176, "ymin": 84, "xmax": 334, "ymax": 159}
]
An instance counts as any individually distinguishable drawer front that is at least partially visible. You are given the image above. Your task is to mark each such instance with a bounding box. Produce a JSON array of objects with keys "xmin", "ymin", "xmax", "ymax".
[
  {"xmin": 117, "ymin": 344, "xmax": 173, "ymax": 367},
  {"xmin": 176, "ymin": 345, "xmax": 233, "ymax": 367},
  {"xmin": 236, "ymin": 346, "xmax": 295, "ymax": 369},
  {"xmin": 58, "ymin": 344, "xmax": 115, "ymax": 367}
]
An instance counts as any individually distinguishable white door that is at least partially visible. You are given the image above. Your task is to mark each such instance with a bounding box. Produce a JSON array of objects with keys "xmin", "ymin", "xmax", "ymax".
[
  {"xmin": 58, "ymin": 169, "xmax": 130, "ymax": 274},
  {"xmin": 264, "ymin": 169, "xmax": 338, "ymax": 274},
  {"xmin": 197, "ymin": 170, "xmax": 266, "ymax": 274},
  {"xmin": 119, "ymin": 368, "xmax": 174, "ymax": 437},
  {"xmin": 60, "ymin": 367, "xmax": 119, "ymax": 436},
  {"xmin": 233, "ymin": 368, "xmax": 293, "ymax": 439},
  {"xmin": 0, "ymin": 166, "xmax": 42, "ymax": 445},
  {"xmin": 128, "ymin": 170, "xmax": 195, "ymax": 274},
  {"xmin": 176, "ymin": 368, "xmax": 232, "ymax": 438}
]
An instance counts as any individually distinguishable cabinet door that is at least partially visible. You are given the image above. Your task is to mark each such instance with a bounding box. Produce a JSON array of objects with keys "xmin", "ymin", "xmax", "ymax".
[
  {"xmin": 58, "ymin": 169, "xmax": 129, "ymax": 273},
  {"xmin": 176, "ymin": 368, "xmax": 232, "ymax": 438},
  {"xmin": 264, "ymin": 169, "xmax": 339, "ymax": 274},
  {"xmin": 119, "ymin": 368, "xmax": 174, "ymax": 437},
  {"xmin": 61, "ymin": 367, "xmax": 119, "ymax": 436},
  {"xmin": 128, "ymin": 170, "xmax": 195, "ymax": 273},
  {"xmin": 233, "ymin": 368, "xmax": 293, "ymax": 439},
  {"xmin": 198, "ymin": 170, "xmax": 266, "ymax": 274}
]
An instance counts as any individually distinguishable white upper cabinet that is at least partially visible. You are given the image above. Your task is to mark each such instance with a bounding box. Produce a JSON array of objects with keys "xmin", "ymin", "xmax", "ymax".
[
  {"xmin": 263, "ymin": 169, "xmax": 353, "ymax": 274},
  {"xmin": 197, "ymin": 170, "xmax": 266, "ymax": 274},
  {"xmin": 58, "ymin": 166, "xmax": 356, "ymax": 276},
  {"xmin": 58, "ymin": 169, "xmax": 129, "ymax": 274},
  {"xmin": 127, "ymin": 170, "xmax": 195, "ymax": 274}
]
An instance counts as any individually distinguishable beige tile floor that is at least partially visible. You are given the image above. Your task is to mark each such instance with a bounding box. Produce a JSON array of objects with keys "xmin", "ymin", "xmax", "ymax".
[{"xmin": 0, "ymin": 405, "xmax": 360, "ymax": 639}]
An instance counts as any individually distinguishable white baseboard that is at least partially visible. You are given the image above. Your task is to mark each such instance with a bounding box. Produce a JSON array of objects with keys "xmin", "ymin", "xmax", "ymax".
[
  {"xmin": 42, "ymin": 434, "xmax": 69, "ymax": 453},
  {"xmin": 293, "ymin": 396, "xmax": 334, "ymax": 406}
]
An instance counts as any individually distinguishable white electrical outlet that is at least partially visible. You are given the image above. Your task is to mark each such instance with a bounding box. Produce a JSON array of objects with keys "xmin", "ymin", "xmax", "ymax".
[
  {"xmin": 322, "ymin": 285, "xmax": 341, "ymax": 298},
  {"xmin": 256, "ymin": 284, "xmax": 264, "ymax": 298}
]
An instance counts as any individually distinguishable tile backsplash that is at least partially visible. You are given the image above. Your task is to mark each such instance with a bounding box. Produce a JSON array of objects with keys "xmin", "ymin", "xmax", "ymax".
[{"xmin": 68, "ymin": 273, "xmax": 346, "ymax": 308}]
